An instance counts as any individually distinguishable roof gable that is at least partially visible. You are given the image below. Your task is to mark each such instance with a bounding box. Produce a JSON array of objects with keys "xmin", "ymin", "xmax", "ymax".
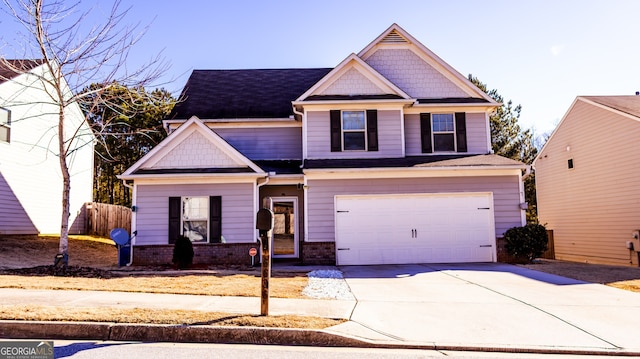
[
  {"xmin": 358, "ymin": 24, "xmax": 495, "ymax": 103},
  {"xmin": 122, "ymin": 116, "xmax": 264, "ymax": 176},
  {"xmin": 533, "ymin": 95, "xmax": 640, "ymax": 166},
  {"xmin": 295, "ymin": 54, "xmax": 410, "ymax": 102}
]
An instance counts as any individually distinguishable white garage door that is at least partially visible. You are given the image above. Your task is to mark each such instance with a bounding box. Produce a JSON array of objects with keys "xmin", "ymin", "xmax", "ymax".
[{"xmin": 335, "ymin": 193, "xmax": 496, "ymax": 265}]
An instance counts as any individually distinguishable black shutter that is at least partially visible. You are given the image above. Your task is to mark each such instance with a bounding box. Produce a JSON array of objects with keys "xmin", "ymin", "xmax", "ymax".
[
  {"xmin": 330, "ymin": 110, "xmax": 342, "ymax": 152},
  {"xmin": 209, "ymin": 196, "xmax": 222, "ymax": 243},
  {"xmin": 168, "ymin": 197, "xmax": 181, "ymax": 244},
  {"xmin": 420, "ymin": 113, "xmax": 432, "ymax": 153},
  {"xmin": 455, "ymin": 112, "xmax": 467, "ymax": 152},
  {"xmin": 366, "ymin": 109, "xmax": 378, "ymax": 151}
]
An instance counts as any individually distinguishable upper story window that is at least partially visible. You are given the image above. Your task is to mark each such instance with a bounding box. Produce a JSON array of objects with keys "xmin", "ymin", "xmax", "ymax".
[
  {"xmin": 420, "ymin": 112, "xmax": 467, "ymax": 153},
  {"xmin": 342, "ymin": 111, "xmax": 366, "ymax": 151},
  {"xmin": 0, "ymin": 108, "xmax": 10, "ymax": 143},
  {"xmin": 432, "ymin": 114, "xmax": 455, "ymax": 151},
  {"xmin": 330, "ymin": 109, "xmax": 378, "ymax": 152}
]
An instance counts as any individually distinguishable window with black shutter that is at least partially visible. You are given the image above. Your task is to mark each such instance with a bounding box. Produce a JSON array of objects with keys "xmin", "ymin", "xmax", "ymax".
[
  {"xmin": 168, "ymin": 196, "xmax": 222, "ymax": 244},
  {"xmin": 420, "ymin": 112, "xmax": 467, "ymax": 153},
  {"xmin": 330, "ymin": 110, "xmax": 378, "ymax": 152}
]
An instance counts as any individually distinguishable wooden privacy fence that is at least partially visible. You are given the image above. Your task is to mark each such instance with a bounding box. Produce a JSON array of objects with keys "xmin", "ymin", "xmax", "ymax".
[{"xmin": 84, "ymin": 202, "xmax": 131, "ymax": 237}]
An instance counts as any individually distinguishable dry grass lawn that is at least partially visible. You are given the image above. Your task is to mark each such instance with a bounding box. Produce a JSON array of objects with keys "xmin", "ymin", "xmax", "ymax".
[
  {"xmin": 0, "ymin": 305, "xmax": 343, "ymax": 328},
  {"xmin": 0, "ymin": 235, "xmax": 340, "ymax": 327},
  {"xmin": 0, "ymin": 273, "xmax": 308, "ymax": 298}
]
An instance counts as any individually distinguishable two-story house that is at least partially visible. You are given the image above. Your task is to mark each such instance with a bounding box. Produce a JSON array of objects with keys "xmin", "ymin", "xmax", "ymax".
[
  {"xmin": 0, "ymin": 59, "xmax": 94, "ymax": 236},
  {"xmin": 119, "ymin": 24, "xmax": 527, "ymax": 266}
]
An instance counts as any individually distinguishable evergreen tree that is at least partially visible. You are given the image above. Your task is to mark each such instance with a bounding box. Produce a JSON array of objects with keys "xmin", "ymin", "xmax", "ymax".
[{"xmin": 469, "ymin": 75, "xmax": 538, "ymax": 222}]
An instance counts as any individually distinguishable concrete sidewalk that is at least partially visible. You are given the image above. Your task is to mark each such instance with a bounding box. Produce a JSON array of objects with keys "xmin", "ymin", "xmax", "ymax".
[{"xmin": 1, "ymin": 263, "xmax": 640, "ymax": 356}]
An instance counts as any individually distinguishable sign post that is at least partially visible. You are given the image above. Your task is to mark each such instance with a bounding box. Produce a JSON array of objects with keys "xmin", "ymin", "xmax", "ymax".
[
  {"xmin": 256, "ymin": 208, "xmax": 274, "ymax": 316},
  {"xmin": 249, "ymin": 247, "xmax": 257, "ymax": 267}
]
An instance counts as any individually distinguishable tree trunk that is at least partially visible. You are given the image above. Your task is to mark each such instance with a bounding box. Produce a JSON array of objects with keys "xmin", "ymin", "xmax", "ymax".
[{"xmin": 58, "ymin": 105, "xmax": 71, "ymax": 259}]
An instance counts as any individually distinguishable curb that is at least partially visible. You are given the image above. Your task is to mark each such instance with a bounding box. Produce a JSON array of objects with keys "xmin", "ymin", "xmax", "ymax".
[{"xmin": 2, "ymin": 321, "xmax": 640, "ymax": 357}]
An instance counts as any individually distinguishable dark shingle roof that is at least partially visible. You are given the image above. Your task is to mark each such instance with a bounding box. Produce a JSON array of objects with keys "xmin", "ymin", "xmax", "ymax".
[
  {"xmin": 0, "ymin": 59, "xmax": 44, "ymax": 84},
  {"xmin": 581, "ymin": 96, "xmax": 640, "ymax": 119},
  {"xmin": 169, "ymin": 68, "xmax": 332, "ymax": 119}
]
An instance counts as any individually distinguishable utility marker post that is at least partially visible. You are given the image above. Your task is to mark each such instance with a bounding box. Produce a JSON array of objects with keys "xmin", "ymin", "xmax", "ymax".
[{"xmin": 256, "ymin": 208, "xmax": 274, "ymax": 316}]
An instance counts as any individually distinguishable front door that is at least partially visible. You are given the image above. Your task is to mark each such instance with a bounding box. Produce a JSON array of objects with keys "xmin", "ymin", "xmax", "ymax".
[{"xmin": 271, "ymin": 197, "xmax": 298, "ymax": 258}]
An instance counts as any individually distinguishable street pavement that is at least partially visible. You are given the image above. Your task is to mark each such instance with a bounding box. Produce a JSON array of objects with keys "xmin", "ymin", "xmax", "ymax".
[{"xmin": 1, "ymin": 263, "xmax": 640, "ymax": 356}]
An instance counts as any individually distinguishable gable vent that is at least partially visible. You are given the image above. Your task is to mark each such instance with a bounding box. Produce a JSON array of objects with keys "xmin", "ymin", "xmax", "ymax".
[{"xmin": 381, "ymin": 30, "xmax": 409, "ymax": 44}]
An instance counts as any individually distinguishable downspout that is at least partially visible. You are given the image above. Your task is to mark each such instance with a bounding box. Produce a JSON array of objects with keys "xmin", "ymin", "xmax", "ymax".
[{"xmin": 121, "ymin": 179, "xmax": 135, "ymax": 266}]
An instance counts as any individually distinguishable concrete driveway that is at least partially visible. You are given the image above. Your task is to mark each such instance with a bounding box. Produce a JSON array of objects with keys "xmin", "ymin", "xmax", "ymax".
[{"xmin": 329, "ymin": 263, "xmax": 640, "ymax": 354}]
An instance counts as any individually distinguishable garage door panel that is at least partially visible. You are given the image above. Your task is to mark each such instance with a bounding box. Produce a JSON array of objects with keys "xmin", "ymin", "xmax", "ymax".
[{"xmin": 336, "ymin": 193, "xmax": 496, "ymax": 265}]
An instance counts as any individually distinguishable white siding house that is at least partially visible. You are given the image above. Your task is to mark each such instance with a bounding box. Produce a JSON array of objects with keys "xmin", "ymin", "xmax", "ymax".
[{"xmin": 0, "ymin": 60, "xmax": 94, "ymax": 235}]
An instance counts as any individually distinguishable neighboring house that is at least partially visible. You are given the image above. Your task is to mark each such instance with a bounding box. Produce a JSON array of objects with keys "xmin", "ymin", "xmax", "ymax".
[
  {"xmin": 534, "ymin": 95, "xmax": 640, "ymax": 267},
  {"xmin": 120, "ymin": 24, "xmax": 527, "ymax": 266},
  {"xmin": 0, "ymin": 59, "xmax": 94, "ymax": 235}
]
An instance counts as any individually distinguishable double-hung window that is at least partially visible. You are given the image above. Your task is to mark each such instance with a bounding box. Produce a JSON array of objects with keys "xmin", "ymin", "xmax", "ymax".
[
  {"xmin": 342, "ymin": 111, "xmax": 366, "ymax": 151},
  {"xmin": 0, "ymin": 108, "xmax": 10, "ymax": 143},
  {"xmin": 420, "ymin": 112, "xmax": 467, "ymax": 153},
  {"xmin": 432, "ymin": 114, "xmax": 455, "ymax": 152},
  {"xmin": 330, "ymin": 109, "xmax": 378, "ymax": 152},
  {"xmin": 169, "ymin": 196, "xmax": 222, "ymax": 244},
  {"xmin": 182, "ymin": 197, "xmax": 209, "ymax": 242}
]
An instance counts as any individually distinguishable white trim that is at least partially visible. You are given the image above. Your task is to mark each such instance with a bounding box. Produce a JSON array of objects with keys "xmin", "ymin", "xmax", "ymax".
[
  {"xmin": 266, "ymin": 174, "xmax": 305, "ymax": 185},
  {"xmin": 304, "ymin": 167, "xmax": 524, "ymax": 180},
  {"xmin": 485, "ymin": 112, "xmax": 493, "ymax": 153},
  {"xmin": 270, "ymin": 197, "xmax": 299, "ymax": 259},
  {"xmin": 293, "ymin": 99, "xmax": 414, "ymax": 108},
  {"xmin": 404, "ymin": 103, "xmax": 498, "ymax": 114},
  {"xmin": 131, "ymin": 183, "xmax": 138, "ymax": 245},
  {"xmin": 302, "ymin": 107, "xmax": 308, "ymax": 159},
  {"xmin": 518, "ymin": 170, "xmax": 527, "ymax": 226},
  {"xmin": 121, "ymin": 174, "xmax": 264, "ymax": 184}
]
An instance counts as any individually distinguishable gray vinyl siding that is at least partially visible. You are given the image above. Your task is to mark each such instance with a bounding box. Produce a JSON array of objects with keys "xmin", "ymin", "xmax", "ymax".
[
  {"xmin": 404, "ymin": 112, "xmax": 489, "ymax": 155},
  {"xmin": 306, "ymin": 110, "xmax": 403, "ymax": 159},
  {"xmin": 0, "ymin": 171, "xmax": 38, "ymax": 235},
  {"xmin": 134, "ymin": 183, "xmax": 255, "ymax": 245},
  {"xmin": 214, "ymin": 127, "xmax": 302, "ymax": 160},
  {"xmin": 306, "ymin": 175, "xmax": 522, "ymax": 242},
  {"xmin": 536, "ymin": 99, "xmax": 640, "ymax": 266},
  {"xmin": 465, "ymin": 113, "xmax": 490, "ymax": 153}
]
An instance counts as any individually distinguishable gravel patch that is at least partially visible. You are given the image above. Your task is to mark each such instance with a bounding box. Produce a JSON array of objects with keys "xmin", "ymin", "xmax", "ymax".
[{"xmin": 302, "ymin": 269, "xmax": 355, "ymax": 300}]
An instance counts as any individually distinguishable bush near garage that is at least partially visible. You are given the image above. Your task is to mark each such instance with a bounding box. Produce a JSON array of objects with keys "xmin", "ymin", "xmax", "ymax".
[{"xmin": 504, "ymin": 224, "xmax": 548, "ymax": 263}]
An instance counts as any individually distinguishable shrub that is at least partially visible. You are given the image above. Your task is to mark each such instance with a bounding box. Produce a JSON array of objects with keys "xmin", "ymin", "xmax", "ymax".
[
  {"xmin": 172, "ymin": 235, "xmax": 194, "ymax": 269},
  {"xmin": 503, "ymin": 223, "xmax": 548, "ymax": 263}
]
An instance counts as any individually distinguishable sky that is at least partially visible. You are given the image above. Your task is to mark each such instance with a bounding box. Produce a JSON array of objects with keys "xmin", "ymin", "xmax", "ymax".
[{"xmin": 2, "ymin": 0, "xmax": 640, "ymax": 136}]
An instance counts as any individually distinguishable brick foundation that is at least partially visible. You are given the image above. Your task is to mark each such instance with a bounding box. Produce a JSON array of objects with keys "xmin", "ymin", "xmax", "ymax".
[
  {"xmin": 133, "ymin": 242, "xmax": 261, "ymax": 267},
  {"xmin": 301, "ymin": 241, "xmax": 336, "ymax": 265}
]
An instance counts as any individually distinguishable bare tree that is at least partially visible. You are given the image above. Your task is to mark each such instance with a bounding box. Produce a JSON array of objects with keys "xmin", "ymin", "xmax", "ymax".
[{"xmin": 0, "ymin": 0, "xmax": 168, "ymax": 264}]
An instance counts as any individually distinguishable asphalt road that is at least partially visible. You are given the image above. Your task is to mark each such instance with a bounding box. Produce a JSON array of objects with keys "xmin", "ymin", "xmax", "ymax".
[{"xmin": 51, "ymin": 341, "xmax": 627, "ymax": 359}]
